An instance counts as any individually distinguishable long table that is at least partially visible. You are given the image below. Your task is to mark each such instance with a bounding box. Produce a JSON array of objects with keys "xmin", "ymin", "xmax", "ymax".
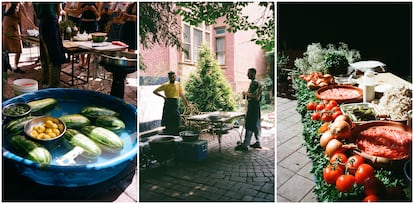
[{"xmin": 187, "ymin": 112, "xmax": 245, "ymax": 152}]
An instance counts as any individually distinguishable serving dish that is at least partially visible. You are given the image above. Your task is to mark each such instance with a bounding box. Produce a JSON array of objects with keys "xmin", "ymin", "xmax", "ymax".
[
  {"xmin": 340, "ymin": 103, "xmax": 379, "ymax": 123},
  {"xmin": 24, "ymin": 116, "xmax": 66, "ymax": 142},
  {"xmin": 352, "ymin": 121, "xmax": 411, "ymax": 161},
  {"xmin": 2, "ymin": 88, "xmax": 137, "ymax": 187},
  {"xmin": 315, "ymin": 85, "xmax": 363, "ymax": 104},
  {"xmin": 2, "ymin": 102, "xmax": 31, "ymax": 118}
]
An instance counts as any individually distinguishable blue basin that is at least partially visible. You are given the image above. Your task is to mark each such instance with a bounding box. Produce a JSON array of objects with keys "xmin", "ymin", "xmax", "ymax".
[{"xmin": 2, "ymin": 88, "xmax": 137, "ymax": 187}]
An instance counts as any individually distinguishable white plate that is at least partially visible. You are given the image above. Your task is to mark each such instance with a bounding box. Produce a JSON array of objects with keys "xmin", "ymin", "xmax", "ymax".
[{"xmin": 349, "ymin": 60, "xmax": 386, "ymax": 72}]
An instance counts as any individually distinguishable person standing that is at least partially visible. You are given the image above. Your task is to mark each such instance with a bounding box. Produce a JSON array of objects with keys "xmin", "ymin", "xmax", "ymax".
[
  {"xmin": 153, "ymin": 71, "xmax": 189, "ymax": 135},
  {"xmin": 235, "ymin": 68, "xmax": 262, "ymax": 151},
  {"xmin": 33, "ymin": 2, "xmax": 65, "ymax": 88},
  {"xmin": 78, "ymin": 2, "xmax": 100, "ymax": 68},
  {"xmin": 2, "ymin": 2, "xmax": 37, "ymax": 73},
  {"xmin": 119, "ymin": 2, "xmax": 136, "ymax": 50}
]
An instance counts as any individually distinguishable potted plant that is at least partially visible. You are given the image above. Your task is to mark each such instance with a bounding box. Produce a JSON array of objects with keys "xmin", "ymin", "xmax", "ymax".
[{"xmin": 324, "ymin": 51, "xmax": 349, "ymax": 76}]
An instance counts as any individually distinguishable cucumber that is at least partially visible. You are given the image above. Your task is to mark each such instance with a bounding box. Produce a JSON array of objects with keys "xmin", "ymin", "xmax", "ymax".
[
  {"xmin": 27, "ymin": 98, "xmax": 58, "ymax": 113},
  {"xmin": 9, "ymin": 135, "xmax": 52, "ymax": 164},
  {"xmin": 80, "ymin": 106, "xmax": 119, "ymax": 119},
  {"xmin": 59, "ymin": 114, "xmax": 90, "ymax": 129},
  {"xmin": 5, "ymin": 115, "xmax": 35, "ymax": 134},
  {"xmin": 80, "ymin": 125, "xmax": 123, "ymax": 152},
  {"xmin": 63, "ymin": 129, "xmax": 101, "ymax": 158},
  {"xmin": 95, "ymin": 115, "xmax": 125, "ymax": 131}
]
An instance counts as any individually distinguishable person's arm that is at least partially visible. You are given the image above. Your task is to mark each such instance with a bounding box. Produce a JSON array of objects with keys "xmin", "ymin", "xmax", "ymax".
[
  {"xmin": 18, "ymin": 3, "xmax": 37, "ymax": 29},
  {"xmin": 243, "ymin": 81, "xmax": 262, "ymax": 100},
  {"xmin": 153, "ymin": 85, "xmax": 167, "ymax": 101},
  {"xmin": 180, "ymin": 92, "xmax": 189, "ymax": 107}
]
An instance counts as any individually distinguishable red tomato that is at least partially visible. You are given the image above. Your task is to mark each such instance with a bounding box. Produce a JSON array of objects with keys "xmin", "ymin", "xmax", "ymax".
[
  {"xmin": 329, "ymin": 100, "xmax": 338, "ymax": 107},
  {"xmin": 323, "ymin": 165, "xmax": 344, "ymax": 185},
  {"xmin": 325, "ymin": 103, "xmax": 335, "ymax": 111},
  {"xmin": 311, "ymin": 112, "xmax": 321, "ymax": 120},
  {"xmin": 330, "ymin": 152, "xmax": 348, "ymax": 168},
  {"xmin": 321, "ymin": 113, "xmax": 333, "ymax": 122},
  {"xmin": 336, "ymin": 174, "xmax": 355, "ymax": 192},
  {"xmin": 307, "ymin": 101, "xmax": 317, "ymax": 111},
  {"xmin": 363, "ymin": 195, "xmax": 379, "ymax": 202},
  {"xmin": 355, "ymin": 164, "xmax": 375, "ymax": 185},
  {"xmin": 363, "ymin": 176, "xmax": 385, "ymax": 196},
  {"xmin": 332, "ymin": 106, "xmax": 342, "ymax": 112},
  {"xmin": 333, "ymin": 111, "xmax": 343, "ymax": 119},
  {"xmin": 346, "ymin": 155, "xmax": 365, "ymax": 174},
  {"xmin": 316, "ymin": 103, "xmax": 325, "ymax": 111}
]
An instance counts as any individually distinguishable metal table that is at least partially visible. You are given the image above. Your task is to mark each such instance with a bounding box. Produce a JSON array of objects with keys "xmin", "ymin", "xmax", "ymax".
[{"xmin": 187, "ymin": 112, "xmax": 245, "ymax": 152}]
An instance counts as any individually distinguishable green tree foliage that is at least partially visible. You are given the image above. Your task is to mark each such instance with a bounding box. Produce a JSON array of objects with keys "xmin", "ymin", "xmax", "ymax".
[
  {"xmin": 139, "ymin": 2, "xmax": 182, "ymax": 49},
  {"xmin": 184, "ymin": 45, "xmax": 236, "ymax": 112},
  {"xmin": 177, "ymin": 2, "xmax": 274, "ymax": 51}
]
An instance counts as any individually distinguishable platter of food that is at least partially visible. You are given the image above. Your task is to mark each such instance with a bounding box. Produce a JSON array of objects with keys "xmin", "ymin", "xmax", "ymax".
[
  {"xmin": 315, "ymin": 85, "xmax": 363, "ymax": 104},
  {"xmin": 352, "ymin": 121, "xmax": 412, "ymax": 161}
]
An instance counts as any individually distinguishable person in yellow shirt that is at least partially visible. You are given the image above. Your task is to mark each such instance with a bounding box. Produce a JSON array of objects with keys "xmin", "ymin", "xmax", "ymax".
[{"xmin": 153, "ymin": 71, "xmax": 189, "ymax": 135}]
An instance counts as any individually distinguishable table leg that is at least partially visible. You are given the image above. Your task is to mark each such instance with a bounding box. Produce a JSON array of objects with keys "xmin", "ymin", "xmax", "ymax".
[{"xmin": 110, "ymin": 72, "xmax": 127, "ymax": 98}]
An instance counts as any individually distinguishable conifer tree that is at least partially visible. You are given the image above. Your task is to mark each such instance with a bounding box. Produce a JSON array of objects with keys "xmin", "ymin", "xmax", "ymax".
[{"xmin": 184, "ymin": 44, "xmax": 236, "ymax": 112}]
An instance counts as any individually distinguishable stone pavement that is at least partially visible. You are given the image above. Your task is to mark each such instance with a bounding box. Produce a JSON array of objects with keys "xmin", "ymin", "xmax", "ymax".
[
  {"xmin": 277, "ymin": 97, "xmax": 317, "ymax": 202},
  {"xmin": 139, "ymin": 125, "xmax": 275, "ymax": 202}
]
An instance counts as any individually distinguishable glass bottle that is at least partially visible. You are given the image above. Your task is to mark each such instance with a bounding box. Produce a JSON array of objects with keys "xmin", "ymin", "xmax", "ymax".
[{"xmin": 363, "ymin": 70, "xmax": 376, "ymax": 103}]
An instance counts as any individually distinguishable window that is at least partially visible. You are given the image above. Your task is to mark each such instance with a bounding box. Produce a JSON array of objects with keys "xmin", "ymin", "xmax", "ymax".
[
  {"xmin": 183, "ymin": 24, "xmax": 191, "ymax": 61},
  {"xmin": 181, "ymin": 23, "xmax": 211, "ymax": 63},
  {"xmin": 193, "ymin": 29, "xmax": 203, "ymax": 62},
  {"xmin": 215, "ymin": 27, "xmax": 226, "ymax": 65}
]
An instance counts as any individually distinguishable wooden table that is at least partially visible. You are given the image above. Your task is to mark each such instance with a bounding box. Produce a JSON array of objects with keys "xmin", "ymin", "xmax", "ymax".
[
  {"xmin": 356, "ymin": 72, "xmax": 412, "ymax": 87},
  {"xmin": 187, "ymin": 112, "xmax": 245, "ymax": 152}
]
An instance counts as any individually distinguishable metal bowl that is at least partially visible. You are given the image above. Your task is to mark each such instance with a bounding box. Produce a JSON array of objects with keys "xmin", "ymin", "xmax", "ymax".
[
  {"xmin": 2, "ymin": 102, "xmax": 31, "ymax": 118},
  {"xmin": 24, "ymin": 116, "xmax": 66, "ymax": 142},
  {"xmin": 100, "ymin": 51, "xmax": 137, "ymax": 67},
  {"xmin": 179, "ymin": 130, "xmax": 200, "ymax": 142}
]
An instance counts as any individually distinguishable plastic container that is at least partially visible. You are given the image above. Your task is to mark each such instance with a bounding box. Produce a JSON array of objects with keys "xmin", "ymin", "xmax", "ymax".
[
  {"xmin": 176, "ymin": 139, "xmax": 208, "ymax": 162},
  {"xmin": 362, "ymin": 70, "xmax": 376, "ymax": 103},
  {"xmin": 2, "ymin": 88, "xmax": 137, "ymax": 187},
  {"xmin": 13, "ymin": 78, "xmax": 38, "ymax": 96}
]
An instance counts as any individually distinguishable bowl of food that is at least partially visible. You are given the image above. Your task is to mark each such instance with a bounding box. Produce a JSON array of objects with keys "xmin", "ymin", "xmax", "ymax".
[
  {"xmin": 2, "ymin": 102, "xmax": 31, "ymax": 119},
  {"xmin": 24, "ymin": 116, "xmax": 66, "ymax": 142},
  {"xmin": 179, "ymin": 130, "xmax": 200, "ymax": 142},
  {"xmin": 91, "ymin": 32, "xmax": 107, "ymax": 42}
]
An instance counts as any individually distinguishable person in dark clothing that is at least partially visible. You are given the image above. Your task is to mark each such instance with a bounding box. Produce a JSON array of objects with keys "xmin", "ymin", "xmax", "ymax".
[
  {"xmin": 33, "ymin": 3, "xmax": 65, "ymax": 88},
  {"xmin": 235, "ymin": 68, "xmax": 262, "ymax": 151},
  {"xmin": 119, "ymin": 2, "xmax": 136, "ymax": 50},
  {"xmin": 153, "ymin": 71, "xmax": 189, "ymax": 135}
]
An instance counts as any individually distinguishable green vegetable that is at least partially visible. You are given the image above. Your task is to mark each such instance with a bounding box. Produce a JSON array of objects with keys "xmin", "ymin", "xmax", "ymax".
[
  {"xmin": 27, "ymin": 98, "xmax": 58, "ymax": 113},
  {"xmin": 95, "ymin": 115, "xmax": 125, "ymax": 131},
  {"xmin": 5, "ymin": 115, "xmax": 35, "ymax": 134},
  {"xmin": 80, "ymin": 106, "xmax": 119, "ymax": 119},
  {"xmin": 9, "ymin": 135, "xmax": 51, "ymax": 164},
  {"xmin": 63, "ymin": 129, "xmax": 101, "ymax": 158},
  {"xmin": 80, "ymin": 125, "xmax": 123, "ymax": 152},
  {"xmin": 3, "ymin": 103, "xmax": 31, "ymax": 116},
  {"xmin": 59, "ymin": 114, "xmax": 90, "ymax": 129}
]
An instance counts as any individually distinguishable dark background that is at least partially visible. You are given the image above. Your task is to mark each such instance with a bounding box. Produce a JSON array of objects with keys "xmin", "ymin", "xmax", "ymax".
[{"xmin": 277, "ymin": 2, "xmax": 412, "ymax": 80}]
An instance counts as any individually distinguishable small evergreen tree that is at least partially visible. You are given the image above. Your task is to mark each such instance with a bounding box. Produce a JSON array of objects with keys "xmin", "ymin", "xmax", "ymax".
[{"xmin": 184, "ymin": 44, "xmax": 236, "ymax": 112}]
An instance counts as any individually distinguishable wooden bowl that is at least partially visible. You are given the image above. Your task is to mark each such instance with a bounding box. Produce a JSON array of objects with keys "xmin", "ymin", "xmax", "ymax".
[{"xmin": 315, "ymin": 85, "xmax": 363, "ymax": 104}]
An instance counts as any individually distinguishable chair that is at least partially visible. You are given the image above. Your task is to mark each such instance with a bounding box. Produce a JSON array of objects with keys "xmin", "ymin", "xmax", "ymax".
[{"xmin": 180, "ymin": 103, "xmax": 209, "ymax": 132}]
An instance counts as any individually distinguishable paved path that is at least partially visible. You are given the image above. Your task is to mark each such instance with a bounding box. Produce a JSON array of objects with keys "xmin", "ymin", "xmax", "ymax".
[
  {"xmin": 139, "ymin": 125, "xmax": 275, "ymax": 202},
  {"xmin": 277, "ymin": 97, "xmax": 317, "ymax": 202}
]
